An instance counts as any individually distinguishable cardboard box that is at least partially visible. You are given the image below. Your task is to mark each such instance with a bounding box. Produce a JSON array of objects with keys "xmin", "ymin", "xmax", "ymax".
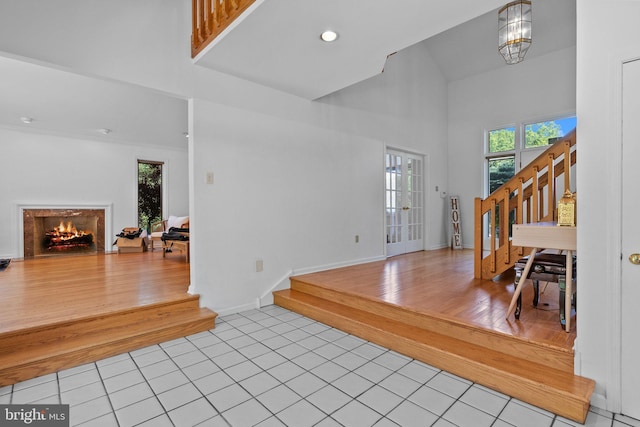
[{"xmin": 117, "ymin": 237, "xmax": 147, "ymax": 253}]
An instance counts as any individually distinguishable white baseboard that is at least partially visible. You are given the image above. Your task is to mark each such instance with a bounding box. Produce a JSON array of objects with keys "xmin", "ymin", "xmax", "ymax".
[
  {"xmin": 207, "ymin": 255, "xmax": 387, "ymax": 316},
  {"xmin": 590, "ymin": 391, "xmax": 607, "ymax": 414},
  {"xmin": 291, "ymin": 255, "xmax": 386, "ymax": 277},
  {"xmin": 214, "ymin": 301, "xmax": 260, "ymax": 317}
]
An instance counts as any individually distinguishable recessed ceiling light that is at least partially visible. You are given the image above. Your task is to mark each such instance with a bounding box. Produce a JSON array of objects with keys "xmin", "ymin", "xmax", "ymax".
[
  {"xmin": 20, "ymin": 117, "xmax": 33, "ymax": 124},
  {"xmin": 97, "ymin": 128, "xmax": 111, "ymax": 135},
  {"xmin": 320, "ymin": 30, "xmax": 338, "ymax": 42}
]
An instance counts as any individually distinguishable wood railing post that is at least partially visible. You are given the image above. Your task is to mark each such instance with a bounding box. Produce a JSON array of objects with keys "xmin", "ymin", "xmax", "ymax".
[
  {"xmin": 532, "ymin": 166, "xmax": 539, "ymax": 222},
  {"xmin": 474, "ymin": 198, "xmax": 482, "ymax": 278},
  {"xmin": 502, "ymin": 188, "xmax": 510, "ymax": 264},
  {"xmin": 199, "ymin": 0, "xmax": 207, "ymax": 44},
  {"xmin": 547, "ymin": 153, "xmax": 555, "ymax": 221},
  {"xmin": 517, "ymin": 178, "xmax": 524, "ymax": 256},
  {"xmin": 490, "ymin": 198, "xmax": 496, "ymax": 273}
]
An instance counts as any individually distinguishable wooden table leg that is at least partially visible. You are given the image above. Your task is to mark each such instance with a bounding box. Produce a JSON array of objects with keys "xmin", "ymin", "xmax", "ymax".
[
  {"xmin": 507, "ymin": 247, "xmax": 538, "ymax": 319},
  {"xmin": 565, "ymin": 250, "xmax": 572, "ymax": 333}
]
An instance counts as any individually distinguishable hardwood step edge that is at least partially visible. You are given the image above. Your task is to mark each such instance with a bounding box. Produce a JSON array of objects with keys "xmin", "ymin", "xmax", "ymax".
[
  {"xmin": 277, "ymin": 290, "xmax": 587, "ymax": 394},
  {"xmin": 0, "ymin": 299, "xmax": 214, "ymax": 353},
  {"xmin": 287, "ymin": 279, "xmax": 574, "ymax": 370},
  {"xmin": 0, "ymin": 309, "xmax": 217, "ymax": 367},
  {"xmin": 0, "ymin": 293, "xmax": 205, "ymax": 339},
  {"xmin": 0, "ymin": 313, "xmax": 216, "ymax": 387},
  {"xmin": 274, "ymin": 291, "xmax": 593, "ymax": 423}
]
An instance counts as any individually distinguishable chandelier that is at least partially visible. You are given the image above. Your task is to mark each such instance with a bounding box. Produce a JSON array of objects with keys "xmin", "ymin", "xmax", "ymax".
[{"xmin": 498, "ymin": 0, "xmax": 532, "ymax": 65}]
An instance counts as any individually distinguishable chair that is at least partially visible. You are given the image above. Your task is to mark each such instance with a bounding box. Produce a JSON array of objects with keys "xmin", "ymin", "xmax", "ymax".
[
  {"xmin": 149, "ymin": 215, "xmax": 189, "ymax": 252},
  {"xmin": 513, "ymin": 252, "xmax": 577, "ymax": 327},
  {"xmin": 149, "ymin": 220, "xmax": 167, "ymax": 251}
]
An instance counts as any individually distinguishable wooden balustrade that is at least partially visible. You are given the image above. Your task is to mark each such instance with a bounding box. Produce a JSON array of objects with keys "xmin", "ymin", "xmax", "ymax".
[
  {"xmin": 474, "ymin": 130, "xmax": 576, "ymax": 279},
  {"xmin": 192, "ymin": 0, "xmax": 256, "ymax": 57}
]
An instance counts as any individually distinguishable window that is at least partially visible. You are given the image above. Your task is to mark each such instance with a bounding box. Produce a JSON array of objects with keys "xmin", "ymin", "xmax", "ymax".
[
  {"xmin": 138, "ymin": 160, "xmax": 163, "ymax": 233},
  {"xmin": 486, "ymin": 126, "xmax": 516, "ymax": 195},
  {"xmin": 483, "ymin": 116, "xmax": 576, "ymax": 239},
  {"xmin": 485, "ymin": 116, "xmax": 576, "ymax": 196},
  {"xmin": 524, "ymin": 117, "xmax": 576, "ymax": 148},
  {"xmin": 488, "ymin": 127, "xmax": 515, "ymax": 154},
  {"xmin": 488, "ymin": 156, "xmax": 516, "ymax": 194}
]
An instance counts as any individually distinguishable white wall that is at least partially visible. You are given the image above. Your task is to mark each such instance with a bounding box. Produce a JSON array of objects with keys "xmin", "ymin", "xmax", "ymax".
[
  {"xmin": 0, "ymin": 1, "xmax": 450, "ymax": 314},
  {"xmin": 319, "ymin": 42, "xmax": 450, "ymax": 249},
  {"xmin": 0, "ymin": 128, "xmax": 189, "ymax": 258},
  {"xmin": 574, "ymin": 0, "xmax": 640, "ymax": 412},
  {"xmin": 189, "ymin": 100, "xmax": 387, "ymax": 312},
  {"xmin": 186, "ymin": 43, "xmax": 449, "ymax": 314},
  {"xmin": 447, "ymin": 46, "xmax": 576, "ymax": 247}
]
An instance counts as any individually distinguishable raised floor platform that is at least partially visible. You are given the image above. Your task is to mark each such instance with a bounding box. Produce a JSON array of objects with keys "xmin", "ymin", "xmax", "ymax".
[
  {"xmin": 274, "ymin": 249, "xmax": 594, "ymax": 423},
  {"xmin": 0, "ymin": 251, "xmax": 216, "ymax": 386}
]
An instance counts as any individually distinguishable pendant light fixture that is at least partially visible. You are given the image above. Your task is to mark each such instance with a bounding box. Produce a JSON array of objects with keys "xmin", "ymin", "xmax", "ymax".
[{"xmin": 498, "ymin": 0, "xmax": 532, "ymax": 65}]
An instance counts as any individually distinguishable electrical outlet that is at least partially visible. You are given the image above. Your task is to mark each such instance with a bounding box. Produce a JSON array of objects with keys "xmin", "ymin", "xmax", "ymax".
[
  {"xmin": 205, "ymin": 172, "xmax": 214, "ymax": 184},
  {"xmin": 255, "ymin": 259, "xmax": 263, "ymax": 272},
  {"xmin": 355, "ymin": 235, "xmax": 359, "ymax": 243}
]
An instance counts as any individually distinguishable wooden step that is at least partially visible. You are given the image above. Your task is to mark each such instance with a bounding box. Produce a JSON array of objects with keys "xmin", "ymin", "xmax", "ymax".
[
  {"xmin": 274, "ymin": 287, "xmax": 594, "ymax": 424},
  {"xmin": 0, "ymin": 295, "xmax": 217, "ymax": 386},
  {"xmin": 291, "ymin": 278, "xmax": 575, "ymax": 373}
]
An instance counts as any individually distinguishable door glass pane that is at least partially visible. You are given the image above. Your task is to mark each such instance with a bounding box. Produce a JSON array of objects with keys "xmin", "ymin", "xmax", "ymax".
[
  {"xmin": 386, "ymin": 154, "xmax": 402, "ymax": 244},
  {"xmin": 407, "ymin": 157, "xmax": 423, "ymax": 242}
]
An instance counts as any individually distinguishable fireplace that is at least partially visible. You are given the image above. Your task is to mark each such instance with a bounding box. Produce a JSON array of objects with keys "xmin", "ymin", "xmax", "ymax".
[{"xmin": 23, "ymin": 208, "xmax": 106, "ymax": 258}]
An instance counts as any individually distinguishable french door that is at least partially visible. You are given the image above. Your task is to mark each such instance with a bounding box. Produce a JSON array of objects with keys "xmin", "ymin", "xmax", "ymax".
[
  {"xmin": 385, "ymin": 149, "xmax": 424, "ymax": 257},
  {"xmin": 621, "ymin": 58, "xmax": 640, "ymax": 420}
]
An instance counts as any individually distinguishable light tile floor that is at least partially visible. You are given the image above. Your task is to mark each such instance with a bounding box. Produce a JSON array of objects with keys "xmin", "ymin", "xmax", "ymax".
[{"xmin": 1, "ymin": 305, "xmax": 639, "ymax": 427}]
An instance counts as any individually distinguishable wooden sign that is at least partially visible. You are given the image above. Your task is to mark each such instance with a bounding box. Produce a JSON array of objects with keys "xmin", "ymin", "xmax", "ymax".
[{"xmin": 450, "ymin": 196, "xmax": 463, "ymax": 250}]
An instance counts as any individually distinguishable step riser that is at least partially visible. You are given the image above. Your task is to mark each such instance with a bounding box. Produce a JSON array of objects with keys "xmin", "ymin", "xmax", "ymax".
[
  {"xmin": 0, "ymin": 298, "xmax": 203, "ymax": 354},
  {"xmin": 0, "ymin": 316, "xmax": 215, "ymax": 387},
  {"xmin": 274, "ymin": 291, "xmax": 592, "ymax": 424},
  {"xmin": 291, "ymin": 279, "xmax": 574, "ymax": 373}
]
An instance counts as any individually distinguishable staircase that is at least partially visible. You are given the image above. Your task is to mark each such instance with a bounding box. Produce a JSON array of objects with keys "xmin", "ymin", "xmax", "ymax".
[
  {"xmin": 474, "ymin": 130, "xmax": 577, "ymax": 279},
  {"xmin": 274, "ymin": 273, "xmax": 594, "ymax": 423},
  {"xmin": 0, "ymin": 295, "xmax": 217, "ymax": 386}
]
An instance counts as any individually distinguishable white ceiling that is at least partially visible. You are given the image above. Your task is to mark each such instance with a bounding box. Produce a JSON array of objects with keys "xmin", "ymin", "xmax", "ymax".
[
  {"xmin": 0, "ymin": 0, "xmax": 575, "ymax": 148},
  {"xmin": 195, "ymin": 0, "xmax": 507, "ymax": 99},
  {"xmin": 0, "ymin": 56, "xmax": 188, "ymax": 148},
  {"xmin": 423, "ymin": 0, "xmax": 575, "ymax": 83}
]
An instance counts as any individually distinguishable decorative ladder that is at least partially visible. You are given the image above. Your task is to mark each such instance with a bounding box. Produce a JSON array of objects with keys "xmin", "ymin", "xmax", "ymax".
[{"xmin": 474, "ymin": 129, "xmax": 576, "ymax": 279}]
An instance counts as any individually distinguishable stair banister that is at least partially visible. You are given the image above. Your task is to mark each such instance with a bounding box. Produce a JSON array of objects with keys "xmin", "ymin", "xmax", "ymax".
[{"xmin": 474, "ymin": 130, "xmax": 576, "ymax": 279}]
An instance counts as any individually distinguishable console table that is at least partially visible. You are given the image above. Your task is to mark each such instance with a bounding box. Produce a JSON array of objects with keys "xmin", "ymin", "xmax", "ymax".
[{"xmin": 507, "ymin": 222, "xmax": 577, "ymax": 332}]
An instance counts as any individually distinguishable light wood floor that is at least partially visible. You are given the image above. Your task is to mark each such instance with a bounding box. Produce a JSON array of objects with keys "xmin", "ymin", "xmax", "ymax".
[
  {"xmin": 292, "ymin": 248, "xmax": 576, "ymax": 351},
  {"xmin": 0, "ymin": 250, "xmax": 190, "ymax": 334},
  {"xmin": 1, "ymin": 248, "xmax": 574, "ymax": 351}
]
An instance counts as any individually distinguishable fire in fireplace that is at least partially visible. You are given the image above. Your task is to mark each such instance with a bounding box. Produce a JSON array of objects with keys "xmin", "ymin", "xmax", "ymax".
[
  {"xmin": 22, "ymin": 208, "xmax": 106, "ymax": 258},
  {"xmin": 44, "ymin": 220, "xmax": 94, "ymax": 251}
]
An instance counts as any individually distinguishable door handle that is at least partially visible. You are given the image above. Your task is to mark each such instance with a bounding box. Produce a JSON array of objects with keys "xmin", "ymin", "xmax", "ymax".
[
  {"xmin": 402, "ymin": 207, "xmax": 410, "ymax": 210},
  {"xmin": 630, "ymin": 253, "xmax": 640, "ymax": 265}
]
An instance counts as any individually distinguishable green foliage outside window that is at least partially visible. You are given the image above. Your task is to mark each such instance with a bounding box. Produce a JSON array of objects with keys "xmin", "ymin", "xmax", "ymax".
[
  {"xmin": 488, "ymin": 127, "xmax": 515, "ymax": 153},
  {"xmin": 489, "ymin": 157, "xmax": 516, "ymax": 193},
  {"xmin": 525, "ymin": 121, "xmax": 562, "ymax": 148},
  {"xmin": 138, "ymin": 162, "xmax": 163, "ymax": 233}
]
